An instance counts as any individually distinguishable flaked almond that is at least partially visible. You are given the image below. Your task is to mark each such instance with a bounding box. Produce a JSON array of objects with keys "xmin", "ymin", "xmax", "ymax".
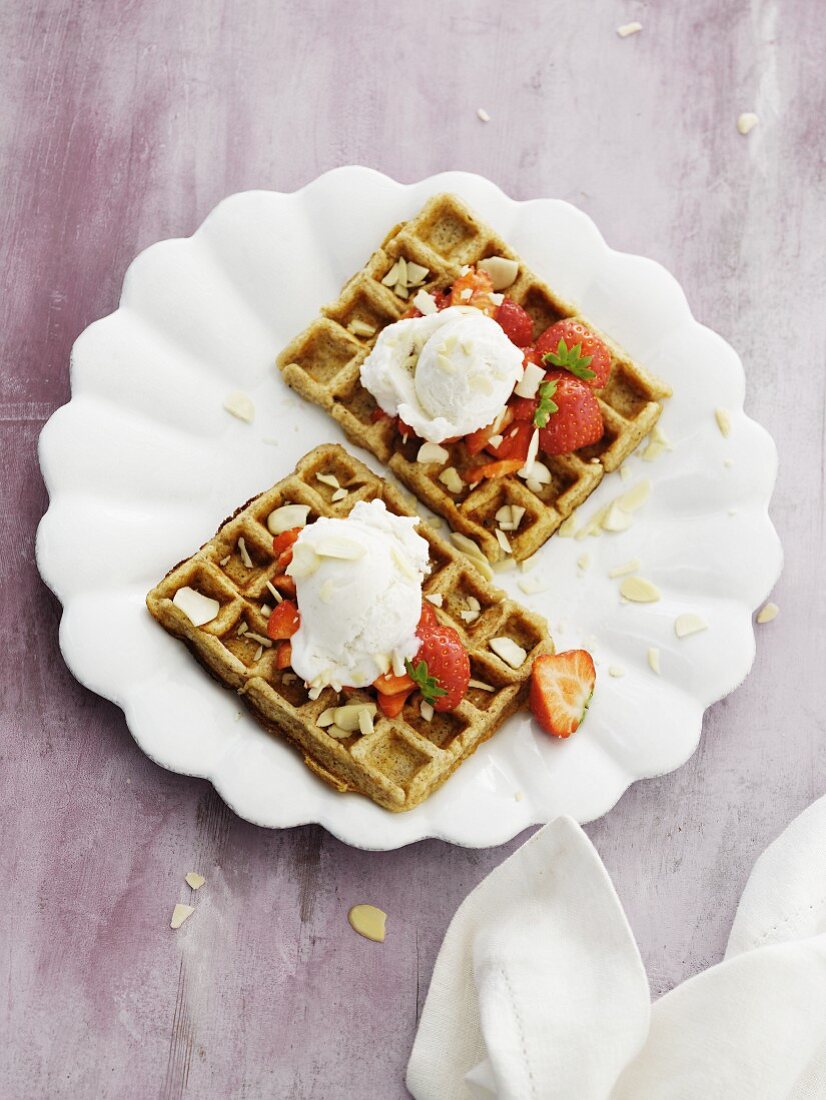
[
  {"xmin": 347, "ymin": 318, "xmax": 376, "ymax": 338},
  {"xmin": 601, "ymin": 502, "xmax": 634, "ymax": 533},
  {"xmin": 495, "ymin": 528, "xmax": 512, "ymax": 554},
  {"xmin": 476, "ymin": 107, "xmax": 491, "ymax": 122},
  {"xmin": 381, "ymin": 260, "xmax": 401, "ymax": 287},
  {"xmin": 267, "ymin": 503, "xmax": 311, "ymax": 535},
  {"xmin": 617, "ymin": 21, "xmax": 642, "ymax": 36},
  {"xmin": 185, "ymin": 872, "xmax": 205, "ymax": 890},
  {"xmin": 757, "ymin": 601, "xmax": 779, "ymax": 624},
  {"xmin": 173, "ymin": 587, "xmax": 220, "ymax": 627},
  {"xmin": 316, "ymin": 472, "xmax": 341, "ymax": 489},
  {"xmin": 289, "ymin": 543, "xmax": 321, "ymax": 578},
  {"xmin": 391, "ymin": 650, "xmax": 407, "ymax": 677},
  {"xmin": 265, "ymin": 579, "xmax": 284, "ymax": 604},
  {"xmin": 170, "ymin": 904, "xmax": 194, "ymax": 930},
  {"xmin": 439, "ymin": 467, "xmax": 464, "ymax": 494},
  {"xmin": 557, "ymin": 515, "xmax": 578, "ymax": 538},
  {"xmin": 348, "ymin": 904, "xmax": 386, "ymax": 942},
  {"xmin": 470, "ymin": 374, "xmax": 493, "ymax": 394},
  {"xmin": 223, "ymin": 391, "xmax": 254, "ymax": 422},
  {"xmin": 526, "ymin": 462, "xmax": 551, "ymax": 494},
  {"xmin": 715, "ymin": 408, "xmax": 732, "ymax": 438},
  {"xmin": 244, "ymin": 632, "xmax": 272, "ymax": 647},
  {"xmin": 674, "ymin": 613, "xmax": 708, "ymax": 638},
  {"xmin": 619, "ymin": 465, "xmax": 631, "ymax": 482},
  {"xmin": 737, "ymin": 112, "xmax": 759, "ymax": 135},
  {"xmin": 331, "ymin": 488, "xmax": 348, "ymax": 502},
  {"xmin": 425, "ymin": 592, "xmax": 443, "ymax": 607},
  {"xmin": 620, "ymin": 576, "xmax": 661, "ymax": 603},
  {"xmin": 413, "ymin": 288, "xmax": 438, "ymax": 315},
  {"xmin": 577, "ymin": 553, "xmax": 590, "ymax": 571},
  {"xmin": 489, "ymin": 636, "xmax": 527, "ymax": 669},
  {"xmin": 647, "ymin": 647, "xmax": 661, "ymax": 674},
  {"xmin": 237, "ymin": 537, "xmax": 253, "ymax": 568},
  {"xmin": 518, "ymin": 430, "xmax": 540, "ymax": 478},
  {"xmin": 406, "ymin": 261, "xmax": 429, "ymax": 285},
  {"xmin": 420, "ymin": 701, "xmax": 434, "ymax": 722},
  {"xmin": 418, "ymin": 441, "xmax": 450, "ymax": 464},
  {"xmin": 608, "ymin": 665, "xmax": 625, "ymax": 678},
  {"xmin": 609, "ymin": 558, "xmax": 641, "ymax": 578},
  {"xmin": 450, "ymin": 532, "xmax": 486, "ymax": 563},
  {"xmin": 518, "ymin": 574, "xmax": 550, "ymax": 595},
  {"xmin": 477, "ymin": 255, "xmax": 519, "ymax": 290},
  {"xmin": 513, "ymin": 361, "xmax": 544, "ymax": 399},
  {"xmin": 319, "ymin": 578, "xmax": 336, "ymax": 604},
  {"xmin": 468, "ymin": 678, "xmax": 495, "ymax": 692},
  {"xmin": 332, "ymin": 703, "xmax": 377, "ymax": 733},
  {"xmin": 314, "ymin": 535, "xmax": 366, "ymax": 560},
  {"xmin": 619, "ymin": 480, "xmax": 651, "ymax": 511},
  {"xmin": 373, "ymin": 652, "xmax": 391, "ymax": 676},
  {"xmin": 316, "ymin": 708, "xmax": 337, "ymax": 728},
  {"xmin": 459, "ymin": 286, "xmax": 473, "ymax": 301}
]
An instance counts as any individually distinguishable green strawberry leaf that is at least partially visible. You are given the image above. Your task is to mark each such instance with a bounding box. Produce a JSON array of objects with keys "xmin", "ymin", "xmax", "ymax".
[
  {"xmin": 533, "ymin": 378, "xmax": 559, "ymax": 428},
  {"xmin": 405, "ymin": 658, "xmax": 448, "ymax": 705},
  {"xmin": 542, "ymin": 337, "xmax": 596, "ymax": 381}
]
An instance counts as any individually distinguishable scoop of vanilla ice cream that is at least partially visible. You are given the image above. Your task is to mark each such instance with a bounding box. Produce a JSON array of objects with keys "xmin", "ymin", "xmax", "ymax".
[
  {"xmin": 285, "ymin": 499, "xmax": 429, "ymax": 689},
  {"xmin": 359, "ymin": 307, "xmax": 523, "ymax": 443}
]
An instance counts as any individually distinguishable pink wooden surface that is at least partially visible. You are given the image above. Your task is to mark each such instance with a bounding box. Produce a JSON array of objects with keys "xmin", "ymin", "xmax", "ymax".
[{"xmin": 1, "ymin": 1, "xmax": 824, "ymax": 1096}]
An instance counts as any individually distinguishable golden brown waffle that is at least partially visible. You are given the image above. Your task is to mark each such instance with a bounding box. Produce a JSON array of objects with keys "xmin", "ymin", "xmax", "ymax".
[
  {"xmin": 277, "ymin": 193, "xmax": 671, "ymax": 563},
  {"xmin": 146, "ymin": 444, "xmax": 553, "ymax": 812}
]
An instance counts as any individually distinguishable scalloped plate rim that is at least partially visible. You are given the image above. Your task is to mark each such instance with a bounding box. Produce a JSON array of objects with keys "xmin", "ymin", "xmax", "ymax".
[{"xmin": 36, "ymin": 167, "xmax": 782, "ymax": 850}]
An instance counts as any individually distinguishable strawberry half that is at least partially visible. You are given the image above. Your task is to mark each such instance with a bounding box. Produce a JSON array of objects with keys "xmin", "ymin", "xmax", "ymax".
[
  {"xmin": 536, "ymin": 370, "xmax": 604, "ymax": 456},
  {"xmin": 534, "ymin": 319, "xmax": 612, "ymax": 389},
  {"xmin": 530, "ymin": 650, "xmax": 596, "ymax": 738},
  {"xmin": 413, "ymin": 604, "xmax": 470, "ymax": 712}
]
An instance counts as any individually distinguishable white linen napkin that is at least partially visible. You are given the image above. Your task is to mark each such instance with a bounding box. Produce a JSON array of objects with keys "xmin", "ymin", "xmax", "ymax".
[{"xmin": 407, "ymin": 795, "xmax": 826, "ymax": 1100}]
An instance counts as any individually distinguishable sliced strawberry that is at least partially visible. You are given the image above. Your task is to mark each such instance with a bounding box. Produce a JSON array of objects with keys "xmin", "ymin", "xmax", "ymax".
[
  {"xmin": 374, "ymin": 670, "xmax": 415, "ymax": 696},
  {"xmin": 275, "ymin": 641, "xmax": 293, "ymax": 670},
  {"xmin": 530, "ymin": 650, "xmax": 596, "ymax": 738},
  {"xmin": 272, "ymin": 528, "xmax": 301, "ymax": 558},
  {"xmin": 537, "ymin": 370, "xmax": 604, "ymax": 456},
  {"xmin": 535, "ymin": 320, "xmax": 612, "ymax": 388},
  {"xmin": 449, "ymin": 268, "xmax": 496, "ymax": 315},
  {"xmin": 414, "ymin": 605, "xmax": 470, "ymax": 712},
  {"xmin": 266, "ymin": 600, "xmax": 300, "ymax": 640},
  {"xmin": 377, "ymin": 687, "xmax": 414, "ymax": 718},
  {"xmin": 271, "ymin": 574, "xmax": 297, "ymax": 598},
  {"xmin": 494, "ymin": 298, "xmax": 533, "ymax": 346},
  {"xmin": 484, "ymin": 421, "xmax": 533, "ymax": 462},
  {"xmin": 463, "ymin": 457, "xmax": 524, "ymax": 483},
  {"xmin": 371, "ymin": 407, "xmax": 394, "ymax": 424},
  {"xmin": 464, "ymin": 409, "xmax": 513, "ymax": 456}
]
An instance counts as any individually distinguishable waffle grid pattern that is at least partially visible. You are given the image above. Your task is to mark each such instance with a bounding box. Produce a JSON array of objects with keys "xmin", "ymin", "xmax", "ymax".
[
  {"xmin": 277, "ymin": 193, "xmax": 671, "ymax": 563},
  {"xmin": 147, "ymin": 445, "xmax": 553, "ymax": 812}
]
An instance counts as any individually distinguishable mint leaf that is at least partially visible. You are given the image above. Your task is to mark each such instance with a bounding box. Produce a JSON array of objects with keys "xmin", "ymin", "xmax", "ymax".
[
  {"xmin": 542, "ymin": 337, "xmax": 595, "ymax": 381},
  {"xmin": 533, "ymin": 378, "xmax": 559, "ymax": 428},
  {"xmin": 405, "ymin": 658, "xmax": 448, "ymax": 705}
]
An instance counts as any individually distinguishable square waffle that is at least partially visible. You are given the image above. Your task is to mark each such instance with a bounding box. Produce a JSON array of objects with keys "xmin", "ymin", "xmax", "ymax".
[
  {"xmin": 146, "ymin": 444, "xmax": 553, "ymax": 812},
  {"xmin": 277, "ymin": 193, "xmax": 671, "ymax": 563}
]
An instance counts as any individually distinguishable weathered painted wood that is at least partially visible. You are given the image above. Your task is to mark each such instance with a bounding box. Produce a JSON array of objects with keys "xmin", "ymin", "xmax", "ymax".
[{"xmin": 1, "ymin": 0, "xmax": 823, "ymax": 1095}]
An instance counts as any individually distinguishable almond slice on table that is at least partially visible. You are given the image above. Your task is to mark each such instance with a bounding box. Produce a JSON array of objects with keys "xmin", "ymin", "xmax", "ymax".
[{"xmin": 348, "ymin": 904, "xmax": 386, "ymax": 942}]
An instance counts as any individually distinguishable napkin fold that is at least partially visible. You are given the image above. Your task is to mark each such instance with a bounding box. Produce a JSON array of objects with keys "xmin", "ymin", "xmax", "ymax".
[{"xmin": 407, "ymin": 795, "xmax": 826, "ymax": 1100}]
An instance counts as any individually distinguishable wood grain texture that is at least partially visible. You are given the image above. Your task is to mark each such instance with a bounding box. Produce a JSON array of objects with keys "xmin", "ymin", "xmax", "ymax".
[{"xmin": 1, "ymin": 0, "xmax": 824, "ymax": 1096}]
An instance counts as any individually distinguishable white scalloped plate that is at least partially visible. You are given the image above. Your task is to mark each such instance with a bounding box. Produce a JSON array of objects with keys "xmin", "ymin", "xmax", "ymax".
[{"xmin": 36, "ymin": 168, "xmax": 781, "ymax": 849}]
